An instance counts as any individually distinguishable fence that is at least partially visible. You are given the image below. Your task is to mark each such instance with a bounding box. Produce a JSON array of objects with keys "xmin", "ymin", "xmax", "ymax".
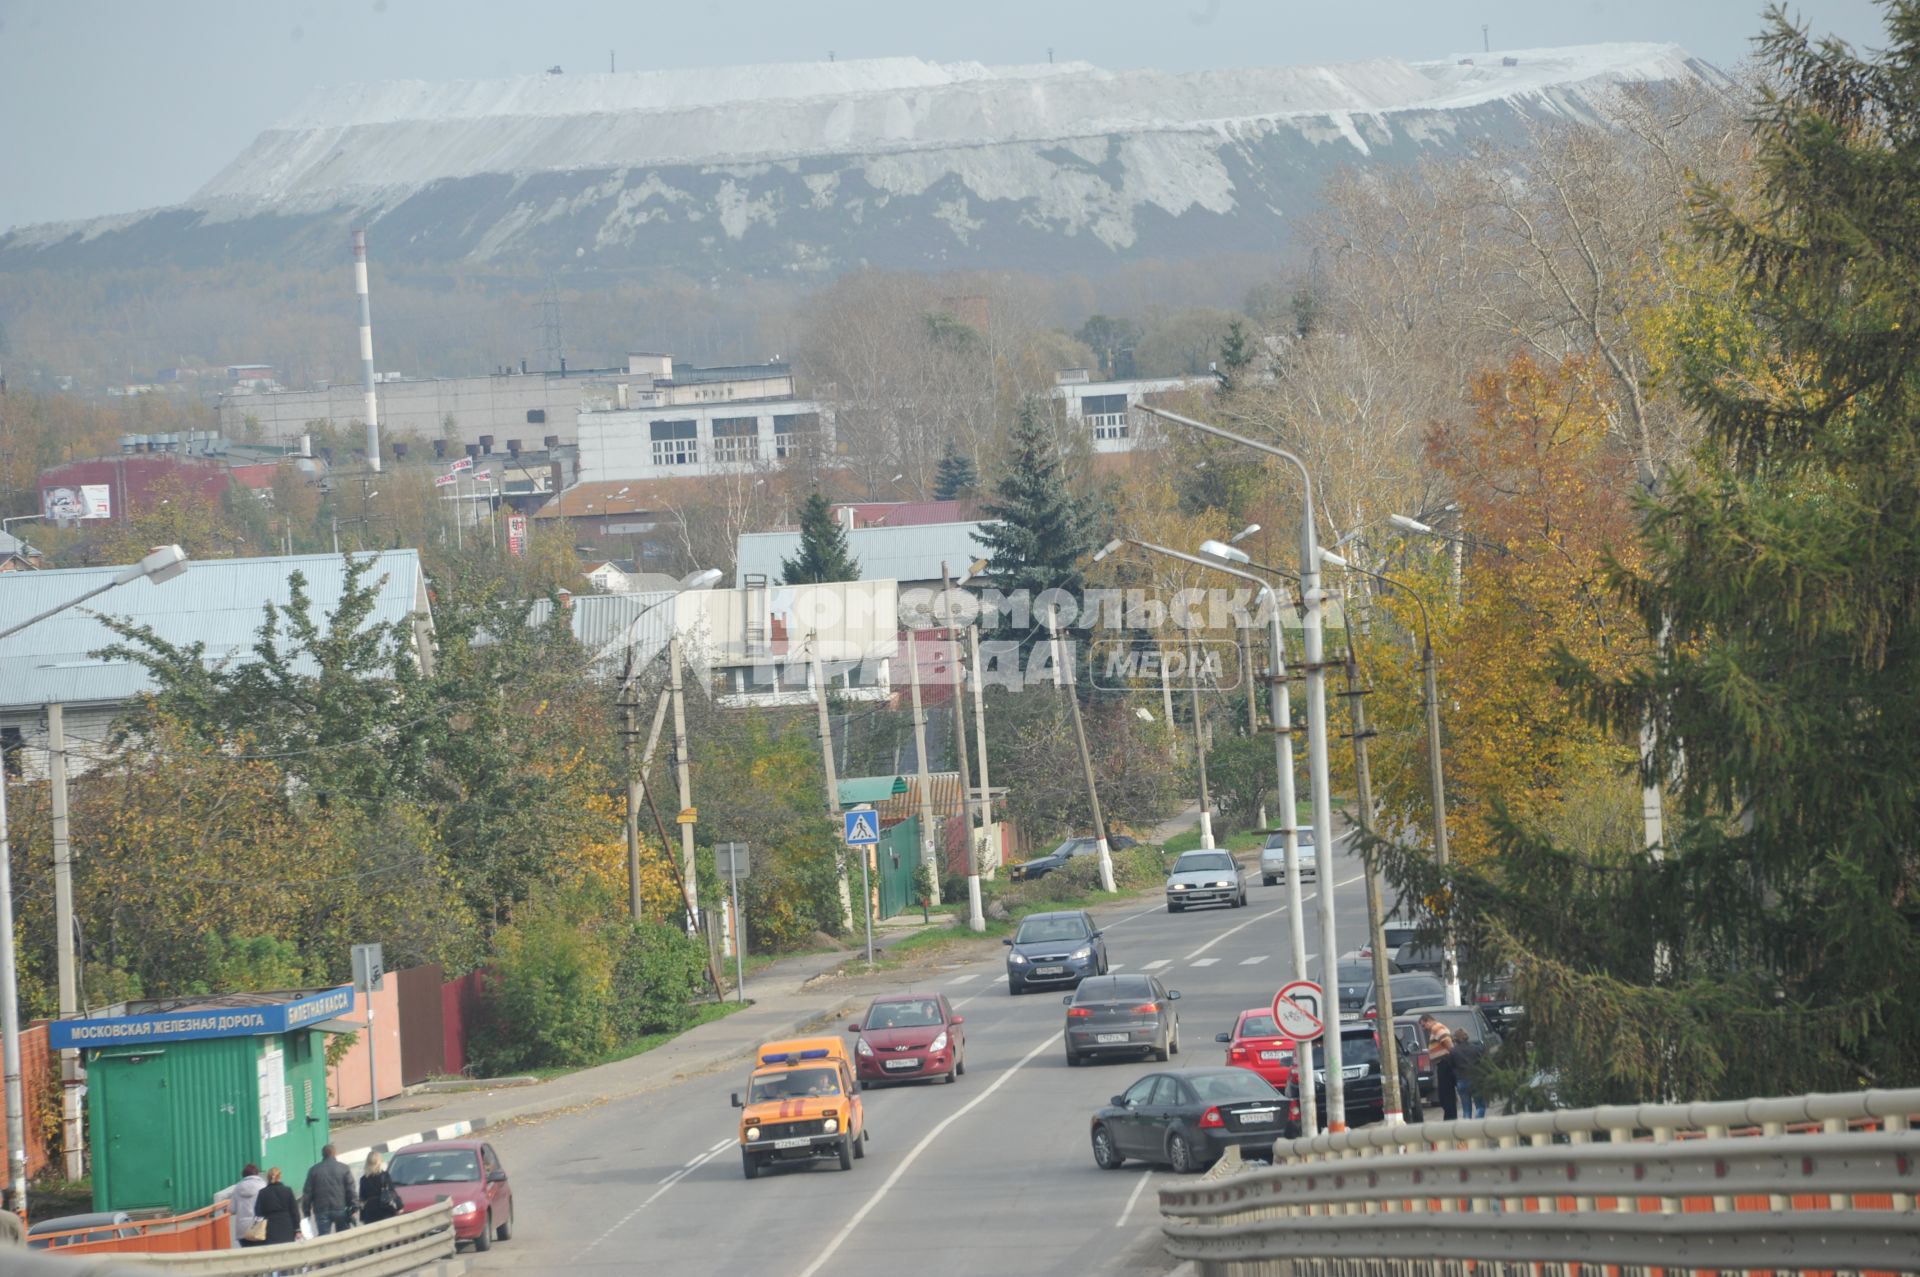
[
  {"xmin": 0, "ymin": 1022, "xmax": 54, "ymax": 1178},
  {"xmin": 1159, "ymin": 1087, "xmax": 1920, "ymax": 1275},
  {"xmin": 28, "ymin": 1202, "xmax": 231, "ymax": 1254},
  {"xmin": 135, "ymin": 1200, "xmax": 455, "ymax": 1276}
]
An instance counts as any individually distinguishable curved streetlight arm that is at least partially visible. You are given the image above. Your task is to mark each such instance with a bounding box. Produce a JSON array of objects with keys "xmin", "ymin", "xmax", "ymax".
[
  {"xmin": 1138, "ymin": 406, "xmax": 1319, "ymax": 570},
  {"xmin": 1324, "ymin": 558, "xmax": 1434, "ymax": 657}
]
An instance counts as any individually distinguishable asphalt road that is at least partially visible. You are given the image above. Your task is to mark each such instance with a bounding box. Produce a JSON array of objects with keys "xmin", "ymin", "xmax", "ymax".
[{"xmin": 463, "ymin": 834, "xmax": 1378, "ymax": 1276}]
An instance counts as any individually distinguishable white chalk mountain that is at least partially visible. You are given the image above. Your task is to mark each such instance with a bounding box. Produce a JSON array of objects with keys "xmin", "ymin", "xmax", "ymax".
[{"xmin": 1, "ymin": 45, "xmax": 1722, "ymax": 274}]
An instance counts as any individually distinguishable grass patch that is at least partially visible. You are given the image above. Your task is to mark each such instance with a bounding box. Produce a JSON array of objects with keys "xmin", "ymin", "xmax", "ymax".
[
  {"xmin": 523, "ymin": 998, "xmax": 750, "ymax": 1081},
  {"xmin": 1160, "ymin": 827, "xmax": 1268, "ymax": 856}
]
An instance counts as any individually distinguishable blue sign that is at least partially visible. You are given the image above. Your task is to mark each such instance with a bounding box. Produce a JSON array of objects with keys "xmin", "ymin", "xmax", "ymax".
[
  {"xmin": 50, "ymin": 986, "xmax": 356, "ymax": 1051},
  {"xmin": 843, "ymin": 809, "xmax": 880, "ymax": 845}
]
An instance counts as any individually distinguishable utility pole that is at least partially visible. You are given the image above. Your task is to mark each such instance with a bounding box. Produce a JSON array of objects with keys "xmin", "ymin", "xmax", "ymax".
[
  {"xmin": 1186, "ymin": 633, "xmax": 1216, "ymax": 849},
  {"xmin": 621, "ymin": 661, "xmax": 670, "ymax": 923},
  {"xmin": 906, "ymin": 629, "xmax": 940, "ymax": 906},
  {"xmin": 0, "ymin": 732, "xmax": 26, "ymax": 1218},
  {"xmin": 809, "ymin": 640, "xmax": 856, "ymax": 931},
  {"xmin": 1341, "ymin": 651, "xmax": 1405, "ymax": 1124},
  {"xmin": 668, "ymin": 635, "xmax": 699, "ymax": 932},
  {"xmin": 1423, "ymin": 641, "xmax": 1461, "ymax": 1005},
  {"xmin": 939, "ymin": 566, "xmax": 985, "ymax": 931},
  {"xmin": 1241, "ymin": 622, "xmax": 1268, "ymax": 829},
  {"xmin": 966, "ymin": 621, "xmax": 994, "ymax": 874},
  {"xmin": 48, "ymin": 704, "xmax": 82, "ymax": 1177},
  {"xmin": 1052, "ymin": 602, "xmax": 1116, "ymax": 892}
]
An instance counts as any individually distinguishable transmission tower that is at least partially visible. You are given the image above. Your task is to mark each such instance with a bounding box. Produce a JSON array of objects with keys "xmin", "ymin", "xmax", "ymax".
[{"xmin": 536, "ymin": 278, "xmax": 567, "ymax": 372}]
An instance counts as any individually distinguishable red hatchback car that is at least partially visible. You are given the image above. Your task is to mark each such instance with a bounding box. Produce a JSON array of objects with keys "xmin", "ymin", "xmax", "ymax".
[
  {"xmin": 847, "ymin": 993, "xmax": 967, "ymax": 1086},
  {"xmin": 1215, "ymin": 1008, "xmax": 1298, "ymax": 1089},
  {"xmin": 388, "ymin": 1139, "xmax": 514, "ymax": 1252}
]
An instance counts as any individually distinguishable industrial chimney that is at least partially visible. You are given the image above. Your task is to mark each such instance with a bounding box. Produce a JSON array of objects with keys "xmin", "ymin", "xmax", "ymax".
[{"xmin": 352, "ymin": 229, "xmax": 383, "ymax": 473}]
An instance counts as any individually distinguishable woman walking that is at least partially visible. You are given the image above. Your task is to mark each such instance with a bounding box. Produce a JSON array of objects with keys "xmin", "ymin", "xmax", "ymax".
[
  {"xmin": 232, "ymin": 1164, "xmax": 269, "ymax": 1247},
  {"xmin": 359, "ymin": 1151, "xmax": 401, "ymax": 1226},
  {"xmin": 255, "ymin": 1166, "xmax": 302, "ymax": 1245}
]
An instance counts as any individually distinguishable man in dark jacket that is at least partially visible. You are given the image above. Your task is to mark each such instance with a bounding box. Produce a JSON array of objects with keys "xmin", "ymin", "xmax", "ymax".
[
  {"xmin": 1452, "ymin": 1030, "xmax": 1488, "ymax": 1119},
  {"xmin": 301, "ymin": 1144, "xmax": 359, "ymax": 1235}
]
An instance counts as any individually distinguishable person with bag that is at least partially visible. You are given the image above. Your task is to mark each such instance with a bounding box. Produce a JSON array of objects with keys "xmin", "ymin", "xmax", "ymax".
[
  {"xmin": 255, "ymin": 1167, "xmax": 301, "ymax": 1245},
  {"xmin": 300, "ymin": 1144, "xmax": 359, "ymax": 1235},
  {"xmin": 358, "ymin": 1151, "xmax": 402, "ymax": 1225},
  {"xmin": 232, "ymin": 1164, "xmax": 269, "ymax": 1246},
  {"xmin": 1452, "ymin": 1027, "xmax": 1489, "ymax": 1119}
]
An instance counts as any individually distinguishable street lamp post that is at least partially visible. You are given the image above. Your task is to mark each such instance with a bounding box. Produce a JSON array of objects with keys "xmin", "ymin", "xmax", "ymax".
[
  {"xmin": 1096, "ymin": 535, "xmax": 1319, "ymax": 1138},
  {"xmin": 1140, "ymin": 405, "xmax": 1349, "ymax": 1130},
  {"xmin": 0, "ymin": 544, "xmax": 190, "ymax": 1220}
]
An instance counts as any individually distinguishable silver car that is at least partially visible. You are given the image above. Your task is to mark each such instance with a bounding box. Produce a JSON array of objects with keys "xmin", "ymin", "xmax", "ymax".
[
  {"xmin": 1259, "ymin": 830, "xmax": 1317, "ymax": 886},
  {"xmin": 1165, "ymin": 850, "xmax": 1246, "ymax": 912}
]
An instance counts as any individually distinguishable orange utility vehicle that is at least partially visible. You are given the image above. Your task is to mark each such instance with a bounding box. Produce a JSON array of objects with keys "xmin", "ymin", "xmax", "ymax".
[{"xmin": 731, "ymin": 1036, "xmax": 868, "ymax": 1179}]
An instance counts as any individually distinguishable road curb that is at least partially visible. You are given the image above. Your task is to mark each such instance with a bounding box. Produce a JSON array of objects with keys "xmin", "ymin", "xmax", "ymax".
[{"xmin": 335, "ymin": 999, "xmax": 855, "ymax": 1170}]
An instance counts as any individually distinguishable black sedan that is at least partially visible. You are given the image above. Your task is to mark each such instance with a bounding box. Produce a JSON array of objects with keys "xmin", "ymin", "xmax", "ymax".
[
  {"xmin": 1007, "ymin": 834, "xmax": 1138, "ymax": 881},
  {"xmin": 1064, "ymin": 973, "xmax": 1180, "ymax": 1064},
  {"xmin": 1089, "ymin": 1067, "xmax": 1287, "ymax": 1173}
]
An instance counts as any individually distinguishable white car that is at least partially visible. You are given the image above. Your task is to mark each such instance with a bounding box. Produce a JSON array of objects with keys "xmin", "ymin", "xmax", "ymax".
[
  {"xmin": 1259, "ymin": 830, "xmax": 1317, "ymax": 885},
  {"xmin": 1165, "ymin": 849, "xmax": 1247, "ymax": 912}
]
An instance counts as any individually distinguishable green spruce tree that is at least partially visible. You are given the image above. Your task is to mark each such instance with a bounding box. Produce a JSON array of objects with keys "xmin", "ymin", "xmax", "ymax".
[
  {"xmin": 1405, "ymin": 2, "xmax": 1920, "ymax": 1104},
  {"xmin": 780, "ymin": 491, "xmax": 861, "ymax": 584},
  {"xmin": 932, "ymin": 440, "xmax": 979, "ymax": 501},
  {"xmin": 974, "ymin": 397, "xmax": 1092, "ymax": 604},
  {"xmin": 1215, "ymin": 317, "xmax": 1253, "ymax": 394}
]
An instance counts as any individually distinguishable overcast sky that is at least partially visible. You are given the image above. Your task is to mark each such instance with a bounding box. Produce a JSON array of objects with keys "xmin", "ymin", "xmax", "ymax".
[{"xmin": 0, "ymin": 0, "xmax": 1889, "ymax": 230}]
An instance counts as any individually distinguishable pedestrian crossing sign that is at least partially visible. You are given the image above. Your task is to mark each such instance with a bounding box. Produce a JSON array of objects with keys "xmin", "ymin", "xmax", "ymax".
[{"xmin": 844, "ymin": 809, "xmax": 880, "ymax": 845}]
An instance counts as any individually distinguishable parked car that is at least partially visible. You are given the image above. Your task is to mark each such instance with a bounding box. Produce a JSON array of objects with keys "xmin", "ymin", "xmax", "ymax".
[
  {"xmin": 1279, "ymin": 1024, "xmax": 1421, "ymax": 1135},
  {"xmin": 1008, "ymin": 834, "xmax": 1138, "ymax": 881},
  {"xmin": 1470, "ymin": 971, "xmax": 1524, "ymax": 1035},
  {"xmin": 1258, "ymin": 829, "xmax": 1317, "ymax": 885},
  {"xmin": 1004, "ymin": 909, "xmax": 1107, "ymax": 994},
  {"xmin": 1333, "ymin": 961, "xmax": 1382, "ymax": 1019},
  {"xmin": 1394, "ymin": 940, "xmax": 1449, "ymax": 978},
  {"xmin": 1165, "ymin": 849, "xmax": 1246, "ymax": 912},
  {"xmin": 26, "ymin": 1212, "xmax": 137, "ymax": 1251},
  {"xmin": 847, "ymin": 993, "xmax": 966, "ymax": 1087},
  {"xmin": 1391, "ymin": 1018, "xmax": 1437, "ymax": 1107},
  {"xmin": 1339, "ymin": 949, "xmax": 1403, "ymax": 973},
  {"xmin": 1089, "ymin": 1067, "xmax": 1287, "ymax": 1173},
  {"xmin": 1215, "ymin": 1008, "xmax": 1297, "ymax": 1089},
  {"xmin": 1357, "ymin": 972, "xmax": 1451, "ymax": 1022},
  {"xmin": 1064, "ymin": 973, "xmax": 1181, "ymax": 1065},
  {"xmin": 1403, "ymin": 1003, "xmax": 1503, "ymax": 1050},
  {"xmin": 389, "ymin": 1140, "xmax": 513, "ymax": 1251}
]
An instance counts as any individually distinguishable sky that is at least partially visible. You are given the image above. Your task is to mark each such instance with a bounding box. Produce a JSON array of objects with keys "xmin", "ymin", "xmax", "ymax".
[{"xmin": 0, "ymin": 0, "xmax": 1891, "ymax": 230}]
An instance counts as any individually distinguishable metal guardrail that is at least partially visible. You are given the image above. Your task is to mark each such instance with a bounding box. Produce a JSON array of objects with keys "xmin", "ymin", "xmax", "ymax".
[
  {"xmin": 1160, "ymin": 1087, "xmax": 1920, "ymax": 1276},
  {"xmin": 7, "ymin": 1202, "xmax": 461, "ymax": 1277}
]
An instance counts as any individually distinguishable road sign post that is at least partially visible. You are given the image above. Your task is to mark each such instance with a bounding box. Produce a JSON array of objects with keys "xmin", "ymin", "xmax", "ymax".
[
  {"xmin": 843, "ymin": 807, "xmax": 878, "ymax": 965},
  {"xmin": 1272, "ymin": 979, "xmax": 1324, "ymax": 1140},
  {"xmin": 716, "ymin": 843, "xmax": 749, "ymax": 1003},
  {"xmin": 351, "ymin": 943, "xmax": 386, "ymax": 1121}
]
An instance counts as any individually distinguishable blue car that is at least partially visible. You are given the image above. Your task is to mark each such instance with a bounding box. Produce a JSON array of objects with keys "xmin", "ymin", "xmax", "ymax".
[{"xmin": 1003, "ymin": 909, "xmax": 1107, "ymax": 994}]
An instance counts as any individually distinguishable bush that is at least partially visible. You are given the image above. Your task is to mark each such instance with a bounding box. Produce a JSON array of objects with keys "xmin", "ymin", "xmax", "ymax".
[
  {"xmin": 474, "ymin": 896, "xmax": 616, "ymax": 1073},
  {"xmin": 611, "ymin": 921, "xmax": 708, "ymax": 1036}
]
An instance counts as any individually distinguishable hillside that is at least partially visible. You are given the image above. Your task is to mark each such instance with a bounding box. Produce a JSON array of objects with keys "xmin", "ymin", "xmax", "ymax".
[{"xmin": 0, "ymin": 45, "xmax": 1723, "ymax": 277}]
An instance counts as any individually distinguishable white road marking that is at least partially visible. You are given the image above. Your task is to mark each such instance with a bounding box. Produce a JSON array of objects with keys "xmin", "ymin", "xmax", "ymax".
[
  {"xmin": 946, "ymin": 973, "xmax": 979, "ymax": 985},
  {"xmin": 581, "ymin": 1139, "xmax": 734, "ymax": 1256},
  {"xmin": 1190, "ymin": 958, "xmax": 1219, "ymax": 967},
  {"xmin": 1116, "ymin": 1169, "xmax": 1156, "ymax": 1228},
  {"xmin": 1240, "ymin": 954, "xmax": 1269, "ymax": 966},
  {"xmin": 795, "ymin": 1030, "xmax": 1066, "ymax": 1277},
  {"xmin": 1183, "ymin": 903, "xmax": 1289, "ymax": 961},
  {"xmin": 1142, "ymin": 959, "xmax": 1173, "ymax": 970},
  {"xmin": 1107, "ymin": 963, "xmax": 1126, "ymax": 971}
]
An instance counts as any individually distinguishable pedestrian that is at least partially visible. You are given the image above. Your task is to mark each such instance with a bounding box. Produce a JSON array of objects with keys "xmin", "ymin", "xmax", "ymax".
[
  {"xmin": 255, "ymin": 1167, "xmax": 301, "ymax": 1245},
  {"xmin": 300, "ymin": 1143, "xmax": 359, "ymax": 1235},
  {"xmin": 358, "ymin": 1151, "xmax": 401, "ymax": 1226},
  {"xmin": 1452, "ymin": 1027, "xmax": 1488, "ymax": 1119},
  {"xmin": 1421, "ymin": 1014, "xmax": 1457, "ymax": 1122},
  {"xmin": 232, "ymin": 1163, "xmax": 269, "ymax": 1247}
]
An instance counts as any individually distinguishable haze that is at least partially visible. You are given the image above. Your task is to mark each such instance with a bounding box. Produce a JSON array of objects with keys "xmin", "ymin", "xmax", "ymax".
[{"xmin": 0, "ymin": 0, "xmax": 1888, "ymax": 231}]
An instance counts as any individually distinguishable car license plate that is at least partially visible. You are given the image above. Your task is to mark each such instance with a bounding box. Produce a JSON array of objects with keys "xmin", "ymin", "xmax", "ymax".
[
  {"xmin": 1035, "ymin": 966, "xmax": 1067, "ymax": 976},
  {"xmin": 883, "ymin": 1058, "xmax": 919, "ymax": 1070},
  {"xmin": 1343, "ymin": 1064, "xmax": 1366, "ymax": 1079},
  {"xmin": 773, "ymin": 1137, "xmax": 810, "ymax": 1150},
  {"xmin": 1239, "ymin": 1109, "xmax": 1276, "ymax": 1124},
  {"xmin": 1259, "ymin": 1050, "xmax": 1290, "ymax": 1061},
  {"xmin": 1096, "ymin": 1033, "xmax": 1128, "ymax": 1044}
]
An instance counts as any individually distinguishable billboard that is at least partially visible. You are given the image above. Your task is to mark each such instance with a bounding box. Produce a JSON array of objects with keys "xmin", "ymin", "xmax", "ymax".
[
  {"xmin": 507, "ymin": 512, "xmax": 528, "ymax": 556},
  {"xmin": 42, "ymin": 484, "xmax": 112, "ymax": 521}
]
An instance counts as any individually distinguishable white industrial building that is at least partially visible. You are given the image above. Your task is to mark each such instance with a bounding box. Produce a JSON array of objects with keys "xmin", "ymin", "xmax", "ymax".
[
  {"xmin": 575, "ymin": 354, "xmax": 827, "ymax": 482},
  {"xmin": 1051, "ymin": 368, "xmax": 1208, "ymax": 454}
]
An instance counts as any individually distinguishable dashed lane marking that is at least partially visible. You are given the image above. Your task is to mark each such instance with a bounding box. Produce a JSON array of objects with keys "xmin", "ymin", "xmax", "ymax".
[
  {"xmin": 946, "ymin": 973, "xmax": 980, "ymax": 985},
  {"xmin": 1142, "ymin": 959, "xmax": 1173, "ymax": 970},
  {"xmin": 1240, "ymin": 955, "xmax": 1269, "ymax": 966},
  {"xmin": 795, "ymin": 1030, "xmax": 1066, "ymax": 1277},
  {"xmin": 1190, "ymin": 958, "xmax": 1219, "ymax": 967}
]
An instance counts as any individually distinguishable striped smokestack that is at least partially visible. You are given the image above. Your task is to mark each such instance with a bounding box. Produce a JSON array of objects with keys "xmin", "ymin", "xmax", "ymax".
[{"xmin": 352, "ymin": 228, "xmax": 383, "ymax": 473}]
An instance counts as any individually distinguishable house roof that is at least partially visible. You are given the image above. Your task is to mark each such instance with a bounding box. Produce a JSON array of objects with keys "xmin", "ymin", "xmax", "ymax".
[
  {"xmin": 0, "ymin": 549, "xmax": 427, "ymax": 713},
  {"xmin": 525, "ymin": 588, "xmax": 679, "ymax": 667},
  {"xmin": 532, "ymin": 479, "xmax": 658, "ymax": 519},
  {"xmin": 829, "ymin": 499, "xmax": 979, "ymax": 528},
  {"xmin": 735, "ymin": 520, "xmax": 993, "ymax": 587}
]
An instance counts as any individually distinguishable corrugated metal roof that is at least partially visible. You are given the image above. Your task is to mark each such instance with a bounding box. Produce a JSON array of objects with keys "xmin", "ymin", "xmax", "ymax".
[
  {"xmin": 735, "ymin": 520, "xmax": 993, "ymax": 587},
  {"xmin": 526, "ymin": 588, "xmax": 678, "ymax": 669},
  {"xmin": 0, "ymin": 550, "xmax": 425, "ymax": 712}
]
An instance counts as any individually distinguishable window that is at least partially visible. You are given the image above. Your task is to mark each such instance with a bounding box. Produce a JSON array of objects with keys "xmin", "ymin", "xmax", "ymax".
[
  {"xmin": 390, "ymin": 1150, "xmax": 480, "ymax": 1185},
  {"xmin": 1083, "ymin": 392, "xmax": 1130, "ymax": 440},
  {"xmin": 1017, "ymin": 915, "xmax": 1091, "ymax": 944},
  {"xmin": 0, "ymin": 727, "xmax": 21, "ymax": 779},
  {"xmin": 1121, "ymin": 1076, "xmax": 1158, "ymax": 1107},
  {"xmin": 1149, "ymin": 1076, "xmax": 1187, "ymax": 1106},
  {"xmin": 649, "ymin": 419, "xmax": 698, "ymax": 466},
  {"xmin": 774, "ymin": 412, "xmax": 820, "ymax": 460},
  {"xmin": 712, "ymin": 416, "xmax": 760, "ymax": 463}
]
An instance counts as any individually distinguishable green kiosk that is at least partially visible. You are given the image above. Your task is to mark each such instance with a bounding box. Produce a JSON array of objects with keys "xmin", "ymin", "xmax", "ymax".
[{"xmin": 51, "ymin": 986, "xmax": 355, "ymax": 1215}]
